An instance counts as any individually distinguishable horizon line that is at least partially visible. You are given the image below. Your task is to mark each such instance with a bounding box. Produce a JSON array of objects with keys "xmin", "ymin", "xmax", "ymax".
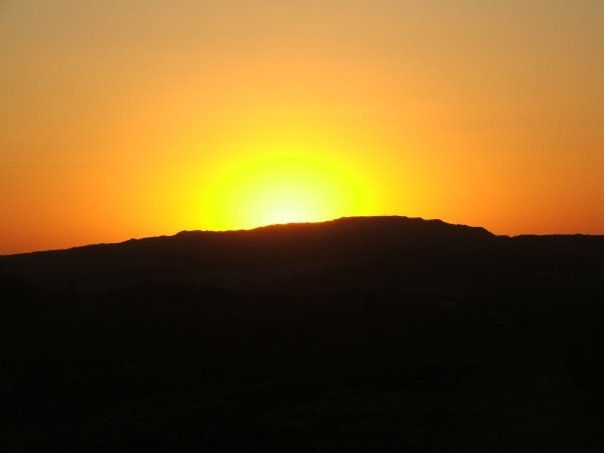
[{"xmin": 2, "ymin": 215, "xmax": 602, "ymax": 257}]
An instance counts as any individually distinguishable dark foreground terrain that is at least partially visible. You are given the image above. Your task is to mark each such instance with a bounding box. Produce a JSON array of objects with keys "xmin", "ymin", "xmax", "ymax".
[{"xmin": 1, "ymin": 216, "xmax": 603, "ymax": 452}]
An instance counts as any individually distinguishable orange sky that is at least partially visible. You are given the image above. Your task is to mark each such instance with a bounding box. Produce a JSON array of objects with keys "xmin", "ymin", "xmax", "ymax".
[{"xmin": 1, "ymin": 1, "xmax": 603, "ymax": 254}]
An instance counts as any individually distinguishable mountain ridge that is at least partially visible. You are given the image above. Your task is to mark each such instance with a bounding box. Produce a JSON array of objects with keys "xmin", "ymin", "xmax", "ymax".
[
  {"xmin": 1, "ymin": 215, "xmax": 602, "ymax": 296},
  {"xmin": 2, "ymin": 215, "xmax": 496, "ymax": 257},
  {"xmin": 4, "ymin": 215, "xmax": 603, "ymax": 258}
]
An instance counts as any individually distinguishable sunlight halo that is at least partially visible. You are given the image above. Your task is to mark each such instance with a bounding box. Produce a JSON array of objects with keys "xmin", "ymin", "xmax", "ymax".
[{"xmin": 199, "ymin": 150, "xmax": 372, "ymax": 230}]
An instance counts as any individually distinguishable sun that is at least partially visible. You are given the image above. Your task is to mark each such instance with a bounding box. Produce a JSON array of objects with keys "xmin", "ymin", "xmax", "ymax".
[{"xmin": 200, "ymin": 151, "xmax": 371, "ymax": 230}]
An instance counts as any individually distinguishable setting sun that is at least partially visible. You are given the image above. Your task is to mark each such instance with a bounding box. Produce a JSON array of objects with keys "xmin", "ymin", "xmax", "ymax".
[{"xmin": 200, "ymin": 151, "xmax": 371, "ymax": 230}]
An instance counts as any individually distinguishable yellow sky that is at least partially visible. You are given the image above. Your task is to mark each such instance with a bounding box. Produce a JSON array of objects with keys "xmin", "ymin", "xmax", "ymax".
[{"xmin": 1, "ymin": 1, "xmax": 603, "ymax": 253}]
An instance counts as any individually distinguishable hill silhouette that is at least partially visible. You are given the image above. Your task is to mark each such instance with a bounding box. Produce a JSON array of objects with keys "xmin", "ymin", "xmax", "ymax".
[{"xmin": 1, "ymin": 216, "xmax": 603, "ymax": 452}]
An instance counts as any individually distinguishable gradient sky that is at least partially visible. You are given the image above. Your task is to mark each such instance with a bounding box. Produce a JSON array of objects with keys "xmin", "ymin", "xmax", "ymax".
[{"xmin": 1, "ymin": 0, "xmax": 603, "ymax": 254}]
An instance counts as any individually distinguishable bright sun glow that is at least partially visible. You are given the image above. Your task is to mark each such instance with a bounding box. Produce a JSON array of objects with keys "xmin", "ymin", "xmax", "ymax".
[{"xmin": 200, "ymin": 151, "xmax": 371, "ymax": 230}]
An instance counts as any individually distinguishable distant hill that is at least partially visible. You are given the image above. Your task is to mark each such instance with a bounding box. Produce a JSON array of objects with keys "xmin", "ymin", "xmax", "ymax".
[
  {"xmin": 0, "ymin": 215, "xmax": 601, "ymax": 293},
  {"xmin": 1, "ymin": 216, "xmax": 603, "ymax": 452},
  {"xmin": 1, "ymin": 216, "xmax": 496, "ymax": 287}
]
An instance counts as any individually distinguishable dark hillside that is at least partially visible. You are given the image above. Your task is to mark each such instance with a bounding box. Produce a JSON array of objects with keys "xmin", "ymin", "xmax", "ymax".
[{"xmin": 1, "ymin": 216, "xmax": 603, "ymax": 452}]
